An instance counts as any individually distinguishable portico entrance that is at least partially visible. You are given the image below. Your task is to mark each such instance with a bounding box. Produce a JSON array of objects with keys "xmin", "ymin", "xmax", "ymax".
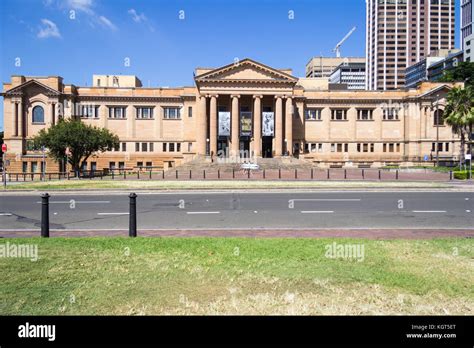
[
  {"xmin": 262, "ymin": 136, "xmax": 273, "ymax": 158},
  {"xmin": 240, "ymin": 136, "xmax": 251, "ymax": 159},
  {"xmin": 217, "ymin": 137, "xmax": 229, "ymax": 158}
]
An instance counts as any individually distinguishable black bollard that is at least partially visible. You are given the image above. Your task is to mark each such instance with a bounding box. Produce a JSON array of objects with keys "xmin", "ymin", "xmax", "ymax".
[
  {"xmin": 129, "ymin": 193, "xmax": 137, "ymax": 237},
  {"xmin": 41, "ymin": 193, "xmax": 50, "ymax": 238}
]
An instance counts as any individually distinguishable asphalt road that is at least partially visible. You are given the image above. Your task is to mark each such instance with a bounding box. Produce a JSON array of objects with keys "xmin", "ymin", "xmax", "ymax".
[{"xmin": 0, "ymin": 191, "xmax": 473, "ymax": 231}]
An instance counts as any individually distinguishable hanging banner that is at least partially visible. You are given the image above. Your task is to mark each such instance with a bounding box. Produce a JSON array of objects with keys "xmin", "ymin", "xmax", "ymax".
[
  {"xmin": 240, "ymin": 112, "xmax": 252, "ymax": 136},
  {"xmin": 262, "ymin": 112, "xmax": 274, "ymax": 136},
  {"xmin": 218, "ymin": 112, "xmax": 231, "ymax": 136}
]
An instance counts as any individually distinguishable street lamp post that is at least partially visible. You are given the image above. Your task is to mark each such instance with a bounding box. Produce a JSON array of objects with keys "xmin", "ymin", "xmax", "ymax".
[{"xmin": 435, "ymin": 94, "xmax": 440, "ymax": 167}]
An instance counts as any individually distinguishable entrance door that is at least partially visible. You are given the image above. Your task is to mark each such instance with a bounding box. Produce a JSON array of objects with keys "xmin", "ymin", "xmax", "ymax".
[
  {"xmin": 217, "ymin": 137, "xmax": 229, "ymax": 158},
  {"xmin": 262, "ymin": 136, "xmax": 273, "ymax": 158},
  {"xmin": 240, "ymin": 137, "xmax": 250, "ymax": 159}
]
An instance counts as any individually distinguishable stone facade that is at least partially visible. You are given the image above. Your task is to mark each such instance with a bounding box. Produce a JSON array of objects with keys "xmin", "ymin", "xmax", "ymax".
[{"xmin": 1, "ymin": 58, "xmax": 462, "ymax": 173}]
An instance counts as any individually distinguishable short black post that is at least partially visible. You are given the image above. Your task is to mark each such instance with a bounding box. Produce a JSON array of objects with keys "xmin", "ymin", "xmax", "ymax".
[
  {"xmin": 263, "ymin": 169, "xmax": 266, "ymax": 179},
  {"xmin": 279, "ymin": 168, "xmax": 281, "ymax": 179},
  {"xmin": 137, "ymin": 171, "xmax": 140, "ymax": 180},
  {"xmin": 311, "ymin": 168, "xmax": 314, "ymax": 179},
  {"xmin": 295, "ymin": 169, "xmax": 298, "ymax": 179},
  {"xmin": 204, "ymin": 170, "xmax": 206, "ymax": 179},
  {"xmin": 396, "ymin": 170, "xmax": 399, "ymax": 180},
  {"xmin": 232, "ymin": 169, "xmax": 235, "ymax": 179},
  {"xmin": 190, "ymin": 170, "xmax": 192, "ymax": 179},
  {"xmin": 100, "ymin": 171, "xmax": 103, "ymax": 180},
  {"xmin": 327, "ymin": 169, "xmax": 330, "ymax": 180},
  {"xmin": 449, "ymin": 171, "xmax": 453, "ymax": 181},
  {"xmin": 344, "ymin": 169, "xmax": 347, "ymax": 180},
  {"xmin": 248, "ymin": 169, "xmax": 250, "ymax": 179},
  {"xmin": 362, "ymin": 169, "xmax": 365, "ymax": 180},
  {"xmin": 162, "ymin": 170, "xmax": 165, "ymax": 180},
  {"xmin": 149, "ymin": 170, "xmax": 152, "ymax": 179},
  {"xmin": 129, "ymin": 193, "xmax": 137, "ymax": 238},
  {"xmin": 218, "ymin": 169, "xmax": 220, "ymax": 179},
  {"xmin": 41, "ymin": 193, "xmax": 50, "ymax": 238},
  {"xmin": 176, "ymin": 170, "xmax": 178, "ymax": 179},
  {"xmin": 124, "ymin": 171, "xmax": 126, "ymax": 180},
  {"xmin": 378, "ymin": 170, "xmax": 381, "ymax": 180}
]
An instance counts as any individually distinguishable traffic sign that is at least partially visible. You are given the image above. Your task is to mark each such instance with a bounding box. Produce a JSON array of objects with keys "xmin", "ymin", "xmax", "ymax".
[
  {"xmin": 423, "ymin": 155, "xmax": 429, "ymax": 161},
  {"xmin": 466, "ymin": 154, "xmax": 472, "ymax": 160},
  {"xmin": 1, "ymin": 144, "xmax": 6, "ymax": 152}
]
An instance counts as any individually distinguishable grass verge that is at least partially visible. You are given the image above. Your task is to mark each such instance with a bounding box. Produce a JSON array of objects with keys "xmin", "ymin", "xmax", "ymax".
[
  {"xmin": 3, "ymin": 180, "xmax": 450, "ymax": 191},
  {"xmin": 1, "ymin": 237, "xmax": 472, "ymax": 315}
]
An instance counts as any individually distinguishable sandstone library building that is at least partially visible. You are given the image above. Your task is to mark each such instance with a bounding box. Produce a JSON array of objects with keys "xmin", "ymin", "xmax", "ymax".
[{"xmin": 1, "ymin": 59, "xmax": 463, "ymax": 173}]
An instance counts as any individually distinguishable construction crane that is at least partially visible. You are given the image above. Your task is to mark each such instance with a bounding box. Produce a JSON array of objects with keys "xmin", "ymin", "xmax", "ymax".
[{"xmin": 333, "ymin": 26, "xmax": 356, "ymax": 58}]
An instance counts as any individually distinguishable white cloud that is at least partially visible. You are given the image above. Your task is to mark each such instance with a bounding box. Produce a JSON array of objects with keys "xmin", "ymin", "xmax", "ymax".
[
  {"xmin": 37, "ymin": 19, "xmax": 61, "ymax": 39},
  {"xmin": 128, "ymin": 9, "xmax": 146, "ymax": 23},
  {"xmin": 98, "ymin": 15, "xmax": 117, "ymax": 31},
  {"xmin": 65, "ymin": 0, "xmax": 94, "ymax": 14}
]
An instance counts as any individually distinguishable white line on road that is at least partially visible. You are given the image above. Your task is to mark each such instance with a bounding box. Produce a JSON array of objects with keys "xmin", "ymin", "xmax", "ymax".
[
  {"xmin": 186, "ymin": 211, "xmax": 220, "ymax": 215},
  {"xmin": 301, "ymin": 211, "xmax": 335, "ymax": 214},
  {"xmin": 97, "ymin": 212, "xmax": 129, "ymax": 215},
  {"xmin": 291, "ymin": 199, "xmax": 361, "ymax": 202},
  {"xmin": 412, "ymin": 210, "xmax": 447, "ymax": 213},
  {"xmin": 0, "ymin": 213, "xmax": 12, "ymax": 216},
  {"xmin": 37, "ymin": 201, "xmax": 111, "ymax": 204}
]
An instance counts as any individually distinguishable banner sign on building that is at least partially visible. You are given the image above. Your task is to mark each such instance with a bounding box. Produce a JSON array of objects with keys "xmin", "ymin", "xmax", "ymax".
[
  {"xmin": 240, "ymin": 112, "xmax": 252, "ymax": 136},
  {"xmin": 262, "ymin": 112, "xmax": 274, "ymax": 136},
  {"xmin": 218, "ymin": 111, "xmax": 231, "ymax": 136}
]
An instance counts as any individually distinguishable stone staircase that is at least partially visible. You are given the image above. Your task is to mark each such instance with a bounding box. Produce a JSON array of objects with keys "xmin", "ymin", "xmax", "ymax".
[{"xmin": 175, "ymin": 156, "xmax": 313, "ymax": 171}]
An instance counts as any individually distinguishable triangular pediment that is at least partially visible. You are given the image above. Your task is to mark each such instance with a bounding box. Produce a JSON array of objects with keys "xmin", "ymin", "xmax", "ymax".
[
  {"xmin": 3, "ymin": 79, "xmax": 61, "ymax": 96},
  {"xmin": 195, "ymin": 58, "xmax": 297, "ymax": 83},
  {"xmin": 419, "ymin": 84, "xmax": 453, "ymax": 99}
]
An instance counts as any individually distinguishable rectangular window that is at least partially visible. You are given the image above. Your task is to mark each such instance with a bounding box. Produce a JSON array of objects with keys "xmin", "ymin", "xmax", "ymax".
[
  {"xmin": 331, "ymin": 109, "xmax": 347, "ymax": 120},
  {"xmin": 81, "ymin": 161, "xmax": 87, "ymax": 172},
  {"xmin": 331, "ymin": 144, "xmax": 336, "ymax": 152},
  {"xmin": 383, "ymin": 144, "xmax": 387, "ymax": 152},
  {"xmin": 358, "ymin": 109, "xmax": 373, "ymax": 120},
  {"xmin": 177, "ymin": 143, "xmax": 181, "ymax": 152},
  {"xmin": 357, "ymin": 144, "xmax": 361, "ymax": 152},
  {"xmin": 79, "ymin": 105, "xmax": 100, "ymax": 118},
  {"xmin": 370, "ymin": 143, "xmax": 375, "ymax": 152},
  {"xmin": 114, "ymin": 143, "xmax": 120, "ymax": 152},
  {"xmin": 142, "ymin": 143, "xmax": 148, "ymax": 152},
  {"xmin": 318, "ymin": 144, "xmax": 323, "ymax": 153},
  {"xmin": 109, "ymin": 162, "xmax": 116, "ymax": 170},
  {"xmin": 337, "ymin": 144, "xmax": 343, "ymax": 152},
  {"xmin": 149, "ymin": 143, "xmax": 154, "ymax": 152},
  {"xmin": 383, "ymin": 108, "xmax": 399, "ymax": 120},
  {"xmin": 118, "ymin": 162, "xmax": 125, "ymax": 172},
  {"xmin": 432, "ymin": 142, "xmax": 436, "ymax": 152},
  {"xmin": 137, "ymin": 162, "xmax": 143, "ymax": 168},
  {"xmin": 169, "ymin": 143, "xmax": 175, "ymax": 152},
  {"xmin": 22, "ymin": 162, "xmax": 28, "ymax": 173},
  {"xmin": 162, "ymin": 143, "xmax": 167, "ymax": 152},
  {"xmin": 121, "ymin": 142, "xmax": 127, "ymax": 152},
  {"xmin": 396, "ymin": 143, "xmax": 400, "ymax": 152},
  {"xmin": 445, "ymin": 142, "xmax": 449, "ymax": 152},
  {"xmin": 188, "ymin": 106, "xmax": 193, "ymax": 117},
  {"xmin": 136, "ymin": 107, "xmax": 154, "ymax": 119},
  {"xmin": 389, "ymin": 143, "xmax": 395, "ymax": 153},
  {"xmin": 305, "ymin": 109, "xmax": 321, "ymax": 120},
  {"xmin": 163, "ymin": 107, "xmax": 181, "ymax": 119},
  {"xmin": 146, "ymin": 162, "xmax": 152, "ymax": 168},
  {"xmin": 363, "ymin": 143, "xmax": 369, "ymax": 153},
  {"xmin": 31, "ymin": 162, "xmax": 38, "ymax": 173},
  {"xmin": 188, "ymin": 142, "xmax": 192, "ymax": 152},
  {"xmin": 437, "ymin": 143, "xmax": 443, "ymax": 152},
  {"xmin": 135, "ymin": 143, "xmax": 140, "ymax": 152},
  {"xmin": 108, "ymin": 106, "xmax": 127, "ymax": 119},
  {"xmin": 91, "ymin": 162, "xmax": 97, "ymax": 172},
  {"xmin": 344, "ymin": 144, "xmax": 348, "ymax": 153}
]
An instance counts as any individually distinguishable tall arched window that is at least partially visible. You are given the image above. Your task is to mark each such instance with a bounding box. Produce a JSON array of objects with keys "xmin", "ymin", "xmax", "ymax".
[
  {"xmin": 434, "ymin": 109, "xmax": 444, "ymax": 126},
  {"xmin": 32, "ymin": 105, "xmax": 45, "ymax": 123}
]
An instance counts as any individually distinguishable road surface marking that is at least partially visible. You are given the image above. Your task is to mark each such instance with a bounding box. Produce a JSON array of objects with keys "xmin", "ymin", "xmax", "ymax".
[
  {"xmin": 301, "ymin": 211, "xmax": 335, "ymax": 214},
  {"xmin": 291, "ymin": 199, "xmax": 361, "ymax": 202},
  {"xmin": 37, "ymin": 201, "xmax": 111, "ymax": 204},
  {"xmin": 0, "ymin": 213, "xmax": 12, "ymax": 216},
  {"xmin": 186, "ymin": 211, "xmax": 220, "ymax": 215},
  {"xmin": 412, "ymin": 210, "xmax": 446, "ymax": 213},
  {"xmin": 466, "ymin": 210, "xmax": 471, "ymax": 213},
  {"xmin": 97, "ymin": 212, "xmax": 129, "ymax": 215}
]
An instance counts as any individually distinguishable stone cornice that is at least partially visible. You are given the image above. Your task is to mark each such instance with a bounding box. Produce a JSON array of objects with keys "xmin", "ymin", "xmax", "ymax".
[{"xmin": 75, "ymin": 95, "xmax": 190, "ymax": 103}]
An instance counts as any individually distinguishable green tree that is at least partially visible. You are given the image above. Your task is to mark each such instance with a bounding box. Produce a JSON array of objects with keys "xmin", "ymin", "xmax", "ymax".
[
  {"xmin": 32, "ymin": 119, "xmax": 119, "ymax": 176},
  {"xmin": 443, "ymin": 86, "xmax": 474, "ymax": 167},
  {"xmin": 439, "ymin": 62, "xmax": 474, "ymax": 87}
]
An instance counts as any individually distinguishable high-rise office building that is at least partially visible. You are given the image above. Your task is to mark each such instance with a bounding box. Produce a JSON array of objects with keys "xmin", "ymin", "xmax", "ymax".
[
  {"xmin": 366, "ymin": 0, "xmax": 455, "ymax": 90},
  {"xmin": 461, "ymin": 0, "xmax": 473, "ymax": 49}
]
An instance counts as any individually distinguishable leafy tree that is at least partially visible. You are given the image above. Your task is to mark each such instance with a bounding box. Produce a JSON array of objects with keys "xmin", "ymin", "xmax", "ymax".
[
  {"xmin": 438, "ymin": 62, "xmax": 474, "ymax": 87},
  {"xmin": 32, "ymin": 119, "xmax": 119, "ymax": 176},
  {"xmin": 443, "ymin": 86, "xmax": 474, "ymax": 167}
]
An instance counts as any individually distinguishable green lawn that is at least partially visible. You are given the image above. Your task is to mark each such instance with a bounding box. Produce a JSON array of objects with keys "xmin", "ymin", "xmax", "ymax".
[
  {"xmin": 1, "ymin": 237, "xmax": 472, "ymax": 315},
  {"xmin": 4, "ymin": 180, "xmax": 449, "ymax": 191}
]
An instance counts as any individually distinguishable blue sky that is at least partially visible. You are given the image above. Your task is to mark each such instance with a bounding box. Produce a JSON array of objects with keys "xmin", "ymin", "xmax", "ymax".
[{"xmin": 0, "ymin": 0, "xmax": 461, "ymax": 131}]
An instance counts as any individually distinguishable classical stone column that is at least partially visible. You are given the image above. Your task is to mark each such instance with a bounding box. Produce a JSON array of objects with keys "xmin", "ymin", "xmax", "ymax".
[
  {"xmin": 197, "ymin": 95, "xmax": 207, "ymax": 155},
  {"xmin": 285, "ymin": 97, "xmax": 293, "ymax": 156},
  {"xmin": 210, "ymin": 95, "xmax": 218, "ymax": 157},
  {"xmin": 253, "ymin": 95, "xmax": 262, "ymax": 157},
  {"xmin": 231, "ymin": 95, "xmax": 240, "ymax": 156},
  {"xmin": 18, "ymin": 100, "xmax": 24, "ymax": 137},
  {"xmin": 50, "ymin": 102, "xmax": 55, "ymax": 126},
  {"xmin": 275, "ymin": 96, "xmax": 283, "ymax": 156}
]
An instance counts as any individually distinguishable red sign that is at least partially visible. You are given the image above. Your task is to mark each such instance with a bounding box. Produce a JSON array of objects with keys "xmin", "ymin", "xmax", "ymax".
[{"xmin": 1, "ymin": 144, "xmax": 6, "ymax": 152}]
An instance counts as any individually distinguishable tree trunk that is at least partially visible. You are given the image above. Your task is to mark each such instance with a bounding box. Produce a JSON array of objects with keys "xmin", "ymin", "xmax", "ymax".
[{"xmin": 460, "ymin": 132, "xmax": 466, "ymax": 170}]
